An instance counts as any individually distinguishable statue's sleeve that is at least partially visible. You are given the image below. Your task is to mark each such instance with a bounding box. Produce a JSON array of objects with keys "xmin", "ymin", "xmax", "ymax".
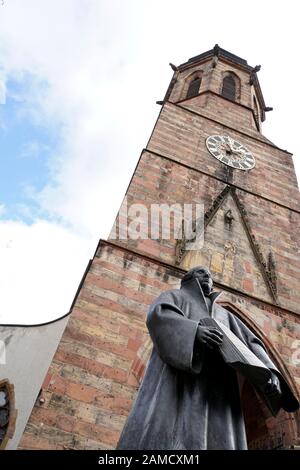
[
  {"xmin": 228, "ymin": 312, "xmax": 300, "ymax": 413},
  {"xmin": 146, "ymin": 291, "xmax": 203, "ymax": 375}
]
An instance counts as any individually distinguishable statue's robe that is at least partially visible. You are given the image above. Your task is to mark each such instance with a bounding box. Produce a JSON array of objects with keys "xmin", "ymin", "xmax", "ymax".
[{"xmin": 117, "ymin": 277, "xmax": 298, "ymax": 450}]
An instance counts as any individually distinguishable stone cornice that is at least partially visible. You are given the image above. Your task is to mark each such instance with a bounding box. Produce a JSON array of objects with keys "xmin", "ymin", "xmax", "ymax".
[
  {"xmin": 97, "ymin": 239, "xmax": 300, "ymax": 319},
  {"xmin": 142, "ymin": 148, "xmax": 300, "ymax": 215}
]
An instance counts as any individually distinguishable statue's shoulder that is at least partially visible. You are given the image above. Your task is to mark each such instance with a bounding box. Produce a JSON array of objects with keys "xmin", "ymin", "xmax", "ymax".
[{"xmin": 154, "ymin": 287, "xmax": 183, "ymax": 304}]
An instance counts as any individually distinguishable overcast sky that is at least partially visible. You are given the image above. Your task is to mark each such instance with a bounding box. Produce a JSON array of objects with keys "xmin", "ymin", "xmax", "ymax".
[{"xmin": 0, "ymin": 0, "xmax": 299, "ymax": 324}]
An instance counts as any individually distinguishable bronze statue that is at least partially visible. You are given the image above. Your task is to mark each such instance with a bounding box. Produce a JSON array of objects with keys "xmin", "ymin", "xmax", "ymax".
[{"xmin": 117, "ymin": 266, "xmax": 299, "ymax": 450}]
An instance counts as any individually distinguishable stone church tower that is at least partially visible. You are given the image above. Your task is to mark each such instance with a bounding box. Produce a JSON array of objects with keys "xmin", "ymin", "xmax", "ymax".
[{"xmin": 18, "ymin": 46, "xmax": 300, "ymax": 449}]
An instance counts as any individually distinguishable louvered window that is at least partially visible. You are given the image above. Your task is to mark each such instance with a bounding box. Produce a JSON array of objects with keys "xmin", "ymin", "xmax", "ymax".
[
  {"xmin": 186, "ymin": 77, "xmax": 202, "ymax": 99},
  {"xmin": 221, "ymin": 75, "xmax": 236, "ymax": 101}
]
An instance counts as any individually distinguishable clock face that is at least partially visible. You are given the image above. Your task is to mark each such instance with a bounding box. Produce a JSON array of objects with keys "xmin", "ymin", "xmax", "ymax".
[{"xmin": 206, "ymin": 135, "xmax": 255, "ymax": 170}]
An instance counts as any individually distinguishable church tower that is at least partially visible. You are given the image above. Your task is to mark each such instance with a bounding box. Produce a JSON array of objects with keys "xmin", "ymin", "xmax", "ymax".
[{"xmin": 19, "ymin": 46, "xmax": 300, "ymax": 450}]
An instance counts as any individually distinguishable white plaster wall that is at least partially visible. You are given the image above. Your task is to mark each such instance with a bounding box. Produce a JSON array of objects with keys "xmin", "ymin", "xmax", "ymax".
[{"xmin": 0, "ymin": 317, "xmax": 68, "ymax": 449}]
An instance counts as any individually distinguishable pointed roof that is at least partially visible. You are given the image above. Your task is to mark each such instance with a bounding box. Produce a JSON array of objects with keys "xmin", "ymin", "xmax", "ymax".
[{"xmin": 184, "ymin": 45, "xmax": 250, "ymax": 69}]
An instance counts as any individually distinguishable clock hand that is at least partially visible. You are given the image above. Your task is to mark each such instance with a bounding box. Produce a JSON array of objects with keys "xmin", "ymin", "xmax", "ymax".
[
  {"xmin": 229, "ymin": 140, "xmax": 243, "ymax": 153},
  {"xmin": 228, "ymin": 138, "xmax": 235, "ymax": 152},
  {"xmin": 231, "ymin": 143, "xmax": 246, "ymax": 158}
]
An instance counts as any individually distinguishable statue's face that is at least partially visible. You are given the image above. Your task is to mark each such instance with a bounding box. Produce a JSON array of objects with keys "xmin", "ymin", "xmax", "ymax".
[{"xmin": 193, "ymin": 267, "xmax": 213, "ymax": 295}]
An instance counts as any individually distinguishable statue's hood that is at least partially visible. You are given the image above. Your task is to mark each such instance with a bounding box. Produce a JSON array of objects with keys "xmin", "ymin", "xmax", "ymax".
[{"xmin": 180, "ymin": 276, "xmax": 222, "ymax": 316}]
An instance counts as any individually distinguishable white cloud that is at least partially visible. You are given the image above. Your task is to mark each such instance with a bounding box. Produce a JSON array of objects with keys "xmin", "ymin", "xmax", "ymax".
[
  {"xmin": 0, "ymin": 73, "xmax": 6, "ymax": 104},
  {"xmin": 0, "ymin": 204, "xmax": 6, "ymax": 217},
  {"xmin": 20, "ymin": 140, "xmax": 46, "ymax": 159},
  {"xmin": 0, "ymin": 0, "xmax": 299, "ymax": 323},
  {"xmin": 0, "ymin": 219, "xmax": 91, "ymax": 324}
]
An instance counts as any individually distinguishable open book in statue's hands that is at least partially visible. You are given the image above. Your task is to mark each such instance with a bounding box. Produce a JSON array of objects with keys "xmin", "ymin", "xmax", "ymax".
[{"xmin": 199, "ymin": 317, "xmax": 282, "ymax": 416}]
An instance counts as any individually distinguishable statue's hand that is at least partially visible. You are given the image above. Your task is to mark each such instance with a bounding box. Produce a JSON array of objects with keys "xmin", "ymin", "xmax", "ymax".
[
  {"xmin": 265, "ymin": 373, "xmax": 282, "ymax": 396},
  {"xmin": 196, "ymin": 325, "xmax": 223, "ymax": 349}
]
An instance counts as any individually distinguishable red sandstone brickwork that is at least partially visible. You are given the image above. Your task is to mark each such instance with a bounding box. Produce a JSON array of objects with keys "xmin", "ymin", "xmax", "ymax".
[
  {"xmin": 147, "ymin": 103, "xmax": 299, "ymax": 210},
  {"xmin": 180, "ymin": 92, "xmax": 254, "ymax": 134},
  {"xmin": 112, "ymin": 150, "xmax": 300, "ymax": 313}
]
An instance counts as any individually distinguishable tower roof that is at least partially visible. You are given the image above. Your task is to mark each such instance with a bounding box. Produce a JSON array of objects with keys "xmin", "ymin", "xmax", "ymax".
[
  {"xmin": 185, "ymin": 46, "xmax": 249, "ymax": 69},
  {"xmin": 179, "ymin": 45, "xmax": 251, "ymax": 71}
]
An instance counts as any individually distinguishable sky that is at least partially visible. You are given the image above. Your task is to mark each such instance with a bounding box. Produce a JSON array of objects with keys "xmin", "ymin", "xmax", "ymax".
[{"xmin": 0, "ymin": 0, "xmax": 299, "ymax": 324}]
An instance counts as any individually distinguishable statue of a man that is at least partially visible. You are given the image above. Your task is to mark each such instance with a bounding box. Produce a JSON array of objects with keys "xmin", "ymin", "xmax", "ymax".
[{"xmin": 117, "ymin": 266, "xmax": 299, "ymax": 450}]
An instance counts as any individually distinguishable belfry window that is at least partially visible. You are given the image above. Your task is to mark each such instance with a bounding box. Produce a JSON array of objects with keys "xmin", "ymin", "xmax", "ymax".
[
  {"xmin": 222, "ymin": 75, "xmax": 236, "ymax": 101},
  {"xmin": 186, "ymin": 76, "xmax": 202, "ymax": 99}
]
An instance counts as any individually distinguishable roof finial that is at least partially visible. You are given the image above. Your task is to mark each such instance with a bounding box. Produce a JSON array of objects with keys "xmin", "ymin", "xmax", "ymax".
[
  {"xmin": 213, "ymin": 44, "xmax": 220, "ymax": 57},
  {"xmin": 212, "ymin": 44, "xmax": 220, "ymax": 68}
]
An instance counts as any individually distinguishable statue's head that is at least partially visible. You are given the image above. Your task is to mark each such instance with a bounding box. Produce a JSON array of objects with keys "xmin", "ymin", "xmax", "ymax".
[{"xmin": 181, "ymin": 266, "xmax": 213, "ymax": 295}]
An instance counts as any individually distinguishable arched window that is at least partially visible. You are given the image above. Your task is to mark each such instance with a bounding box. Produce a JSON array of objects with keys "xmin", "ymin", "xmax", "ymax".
[
  {"xmin": 222, "ymin": 74, "xmax": 236, "ymax": 101},
  {"xmin": 186, "ymin": 76, "xmax": 202, "ymax": 99}
]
